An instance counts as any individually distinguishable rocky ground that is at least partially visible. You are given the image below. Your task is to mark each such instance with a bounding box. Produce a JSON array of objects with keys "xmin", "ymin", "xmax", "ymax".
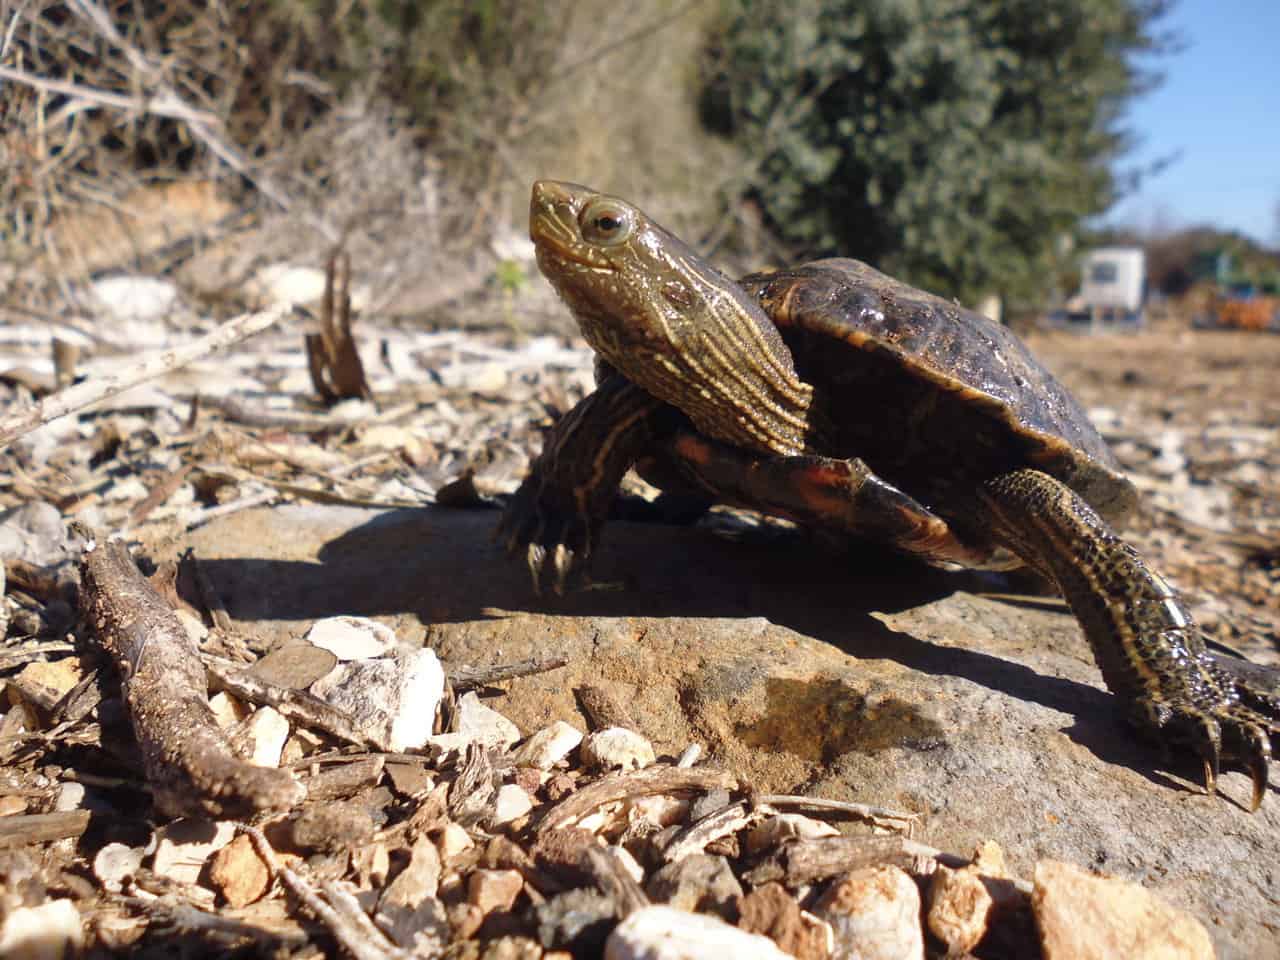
[{"xmin": 0, "ymin": 266, "xmax": 1276, "ymax": 958}]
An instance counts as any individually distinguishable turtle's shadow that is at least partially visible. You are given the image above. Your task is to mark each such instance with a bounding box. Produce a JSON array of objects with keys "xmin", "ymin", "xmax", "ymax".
[{"xmin": 193, "ymin": 504, "xmax": 1217, "ymax": 799}]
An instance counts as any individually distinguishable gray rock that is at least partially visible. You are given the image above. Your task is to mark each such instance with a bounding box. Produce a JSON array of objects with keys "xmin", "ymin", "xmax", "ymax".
[
  {"xmin": 646, "ymin": 854, "xmax": 743, "ymax": 920},
  {"xmin": 0, "ymin": 502, "xmax": 70, "ymax": 568},
  {"xmin": 535, "ymin": 887, "xmax": 617, "ymax": 953},
  {"xmin": 184, "ymin": 504, "xmax": 1280, "ymax": 959}
]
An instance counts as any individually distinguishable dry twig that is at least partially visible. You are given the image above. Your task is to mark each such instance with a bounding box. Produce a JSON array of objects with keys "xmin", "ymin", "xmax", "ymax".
[
  {"xmin": 0, "ymin": 305, "xmax": 290, "ymax": 449},
  {"xmin": 77, "ymin": 528, "xmax": 304, "ymax": 817}
]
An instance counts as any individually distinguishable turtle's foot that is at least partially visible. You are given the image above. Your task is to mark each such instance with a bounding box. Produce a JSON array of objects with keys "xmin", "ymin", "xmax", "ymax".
[
  {"xmin": 496, "ymin": 474, "xmax": 598, "ymax": 596},
  {"xmin": 1130, "ymin": 651, "xmax": 1279, "ymax": 810}
]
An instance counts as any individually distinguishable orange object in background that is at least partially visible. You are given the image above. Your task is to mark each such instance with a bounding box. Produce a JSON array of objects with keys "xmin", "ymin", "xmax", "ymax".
[{"xmin": 1214, "ymin": 295, "xmax": 1279, "ymax": 331}]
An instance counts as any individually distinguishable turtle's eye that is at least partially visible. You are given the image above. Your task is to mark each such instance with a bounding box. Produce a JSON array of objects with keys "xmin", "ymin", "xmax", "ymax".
[{"xmin": 579, "ymin": 200, "xmax": 634, "ymax": 246}]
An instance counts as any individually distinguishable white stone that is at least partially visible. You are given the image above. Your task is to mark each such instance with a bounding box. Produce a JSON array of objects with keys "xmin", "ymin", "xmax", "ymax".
[
  {"xmin": 512, "ymin": 721, "xmax": 583, "ymax": 770},
  {"xmin": 249, "ymin": 263, "xmax": 375, "ymax": 310},
  {"xmin": 813, "ymin": 865, "xmax": 924, "ymax": 960},
  {"xmin": 209, "ymin": 691, "xmax": 250, "ymax": 731},
  {"xmin": 581, "ymin": 727, "xmax": 656, "ymax": 772},
  {"xmin": 425, "ymin": 691, "xmax": 520, "ymax": 757},
  {"xmin": 305, "ymin": 616, "xmax": 398, "ymax": 660},
  {"xmin": 151, "ymin": 819, "xmax": 237, "ymax": 885},
  {"xmin": 0, "ymin": 899, "xmax": 84, "ymax": 960},
  {"xmin": 93, "ymin": 842, "xmax": 147, "ymax": 893},
  {"xmin": 604, "ymin": 905, "xmax": 792, "ymax": 960},
  {"xmin": 491, "ymin": 784, "xmax": 534, "ymax": 826},
  {"xmin": 91, "ymin": 274, "xmax": 178, "ymax": 325},
  {"xmin": 52, "ymin": 782, "xmax": 85, "ymax": 813},
  {"xmin": 246, "ymin": 706, "xmax": 290, "ymax": 767},
  {"xmin": 311, "ymin": 648, "xmax": 444, "ymax": 752}
]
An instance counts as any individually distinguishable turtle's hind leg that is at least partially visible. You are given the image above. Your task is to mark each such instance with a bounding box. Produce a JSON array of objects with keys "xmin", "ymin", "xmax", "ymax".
[{"xmin": 980, "ymin": 467, "xmax": 1278, "ymax": 809}]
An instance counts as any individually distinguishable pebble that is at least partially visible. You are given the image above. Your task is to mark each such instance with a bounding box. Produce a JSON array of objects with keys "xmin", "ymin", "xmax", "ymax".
[
  {"xmin": 812, "ymin": 865, "xmax": 923, "ymax": 960},
  {"xmin": 0, "ymin": 502, "xmax": 71, "ymax": 567},
  {"xmin": 436, "ymin": 821, "xmax": 475, "ymax": 861},
  {"xmin": 0, "ymin": 899, "xmax": 84, "ymax": 960},
  {"xmin": 208, "ymin": 834, "xmax": 270, "ymax": 907},
  {"xmin": 512, "ymin": 721, "xmax": 584, "ymax": 770},
  {"xmin": 1032, "ymin": 860, "xmax": 1213, "ymax": 960},
  {"xmin": 468, "ymin": 869, "xmax": 524, "ymax": 914},
  {"xmin": 311, "ymin": 648, "xmax": 444, "ymax": 751},
  {"xmin": 245, "ymin": 706, "xmax": 290, "ymax": 767},
  {"xmin": 604, "ymin": 905, "xmax": 794, "ymax": 960},
  {"xmin": 536, "ymin": 888, "xmax": 623, "ymax": 954},
  {"xmin": 646, "ymin": 854, "xmax": 743, "ymax": 920},
  {"xmin": 581, "ymin": 727, "xmax": 656, "ymax": 772},
  {"xmin": 492, "ymin": 784, "xmax": 535, "ymax": 826},
  {"xmin": 152, "ymin": 819, "xmax": 237, "ymax": 885},
  {"xmin": 927, "ymin": 864, "xmax": 993, "ymax": 955},
  {"xmin": 382, "ymin": 835, "xmax": 442, "ymax": 905},
  {"xmin": 927, "ymin": 840, "xmax": 1016, "ymax": 955},
  {"xmin": 305, "ymin": 616, "xmax": 399, "ymax": 660},
  {"xmin": 92, "ymin": 842, "xmax": 147, "ymax": 893},
  {"xmin": 427, "ymin": 691, "xmax": 522, "ymax": 757}
]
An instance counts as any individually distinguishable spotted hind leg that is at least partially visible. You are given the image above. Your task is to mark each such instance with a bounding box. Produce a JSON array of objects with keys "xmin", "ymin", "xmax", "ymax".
[{"xmin": 981, "ymin": 467, "xmax": 1278, "ymax": 808}]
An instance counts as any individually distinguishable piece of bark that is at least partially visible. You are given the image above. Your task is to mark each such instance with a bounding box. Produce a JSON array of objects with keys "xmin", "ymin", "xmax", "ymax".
[
  {"xmin": 77, "ymin": 531, "xmax": 304, "ymax": 818},
  {"xmin": 537, "ymin": 765, "xmax": 739, "ymax": 835},
  {"xmin": 0, "ymin": 811, "xmax": 92, "ymax": 848},
  {"xmin": 306, "ymin": 253, "xmax": 372, "ymax": 404},
  {"xmin": 448, "ymin": 656, "xmax": 569, "ymax": 691},
  {"xmin": 745, "ymin": 835, "xmax": 913, "ymax": 888},
  {"xmin": 661, "ymin": 801, "xmax": 769, "ymax": 864}
]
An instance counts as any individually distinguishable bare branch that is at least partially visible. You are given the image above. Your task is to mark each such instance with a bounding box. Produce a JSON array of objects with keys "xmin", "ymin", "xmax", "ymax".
[{"xmin": 0, "ymin": 305, "xmax": 290, "ymax": 449}]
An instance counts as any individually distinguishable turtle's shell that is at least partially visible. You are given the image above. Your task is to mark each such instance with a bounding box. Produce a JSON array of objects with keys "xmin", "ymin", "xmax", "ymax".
[{"xmin": 741, "ymin": 258, "xmax": 1137, "ymax": 525}]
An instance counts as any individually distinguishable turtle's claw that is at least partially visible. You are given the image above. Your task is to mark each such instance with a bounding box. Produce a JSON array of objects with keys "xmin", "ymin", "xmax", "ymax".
[
  {"xmin": 1132, "ymin": 662, "xmax": 1278, "ymax": 809},
  {"xmin": 499, "ymin": 474, "xmax": 599, "ymax": 594}
]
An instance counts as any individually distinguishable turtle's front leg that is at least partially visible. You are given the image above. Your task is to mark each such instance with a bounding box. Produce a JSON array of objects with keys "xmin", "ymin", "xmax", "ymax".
[
  {"xmin": 980, "ymin": 468, "xmax": 1278, "ymax": 808},
  {"xmin": 499, "ymin": 376, "xmax": 665, "ymax": 594}
]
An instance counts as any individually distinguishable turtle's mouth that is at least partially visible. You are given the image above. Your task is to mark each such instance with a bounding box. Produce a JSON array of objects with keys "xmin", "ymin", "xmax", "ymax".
[
  {"xmin": 530, "ymin": 180, "xmax": 619, "ymax": 273},
  {"xmin": 531, "ymin": 214, "xmax": 616, "ymax": 273}
]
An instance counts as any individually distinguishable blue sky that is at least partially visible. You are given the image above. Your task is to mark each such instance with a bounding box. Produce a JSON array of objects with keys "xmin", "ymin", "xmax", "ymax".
[{"xmin": 1108, "ymin": 0, "xmax": 1279, "ymax": 246}]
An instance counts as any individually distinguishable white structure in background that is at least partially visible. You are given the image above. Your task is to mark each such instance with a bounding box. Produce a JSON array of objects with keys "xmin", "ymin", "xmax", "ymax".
[{"xmin": 1077, "ymin": 246, "xmax": 1146, "ymax": 328}]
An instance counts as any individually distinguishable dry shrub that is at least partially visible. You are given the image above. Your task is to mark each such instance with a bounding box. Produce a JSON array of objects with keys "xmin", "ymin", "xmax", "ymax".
[{"xmin": 1, "ymin": 0, "xmax": 736, "ymax": 317}]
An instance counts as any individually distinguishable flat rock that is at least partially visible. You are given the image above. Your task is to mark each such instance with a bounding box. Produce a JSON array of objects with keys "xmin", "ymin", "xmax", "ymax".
[{"xmin": 180, "ymin": 503, "xmax": 1280, "ymax": 959}]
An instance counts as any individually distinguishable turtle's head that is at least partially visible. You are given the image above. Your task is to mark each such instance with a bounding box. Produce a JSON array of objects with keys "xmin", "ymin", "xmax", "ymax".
[{"xmin": 529, "ymin": 180, "xmax": 812, "ymax": 455}]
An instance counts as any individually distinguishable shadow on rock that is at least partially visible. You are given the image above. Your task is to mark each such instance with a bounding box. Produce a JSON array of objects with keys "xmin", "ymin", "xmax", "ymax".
[{"xmin": 185, "ymin": 503, "xmax": 1215, "ymax": 795}]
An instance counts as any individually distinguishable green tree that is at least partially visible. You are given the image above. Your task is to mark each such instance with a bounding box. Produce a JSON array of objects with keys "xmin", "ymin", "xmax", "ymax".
[{"xmin": 701, "ymin": 0, "xmax": 1174, "ymax": 305}]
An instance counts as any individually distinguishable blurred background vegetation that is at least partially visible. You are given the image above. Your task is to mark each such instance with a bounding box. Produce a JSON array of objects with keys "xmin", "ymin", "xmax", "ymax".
[{"xmin": 1, "ymin": 0, "xmax": 1275, "ymax": 323}]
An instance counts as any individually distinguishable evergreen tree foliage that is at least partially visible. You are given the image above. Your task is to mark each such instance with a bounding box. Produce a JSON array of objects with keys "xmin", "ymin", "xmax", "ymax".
[{"xmin": 701, "ymin": 0, "xmax": 1174, "ymax": 304}]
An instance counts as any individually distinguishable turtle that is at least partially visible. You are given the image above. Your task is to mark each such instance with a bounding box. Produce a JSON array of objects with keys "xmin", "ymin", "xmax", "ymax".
[{"xmin": 500, "ymin": 179, "xmax": 1280, "ymax": 809}]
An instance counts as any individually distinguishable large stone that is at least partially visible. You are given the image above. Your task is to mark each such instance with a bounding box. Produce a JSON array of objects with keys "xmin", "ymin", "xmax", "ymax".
[
  {"xmin": 180, "ymin": 504, "xmax": 1280, "ymax": 959},
  {"xmin": 605, "ymin": 905, "xmax": 793, "ymax": 960},
  {"xmin": 1032, "ymin": 860, "xmax": 1214, "ymax": 960},
  {"xmin": 812, "ymin": 865, "xmax": 923, "ymax": 960}
]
